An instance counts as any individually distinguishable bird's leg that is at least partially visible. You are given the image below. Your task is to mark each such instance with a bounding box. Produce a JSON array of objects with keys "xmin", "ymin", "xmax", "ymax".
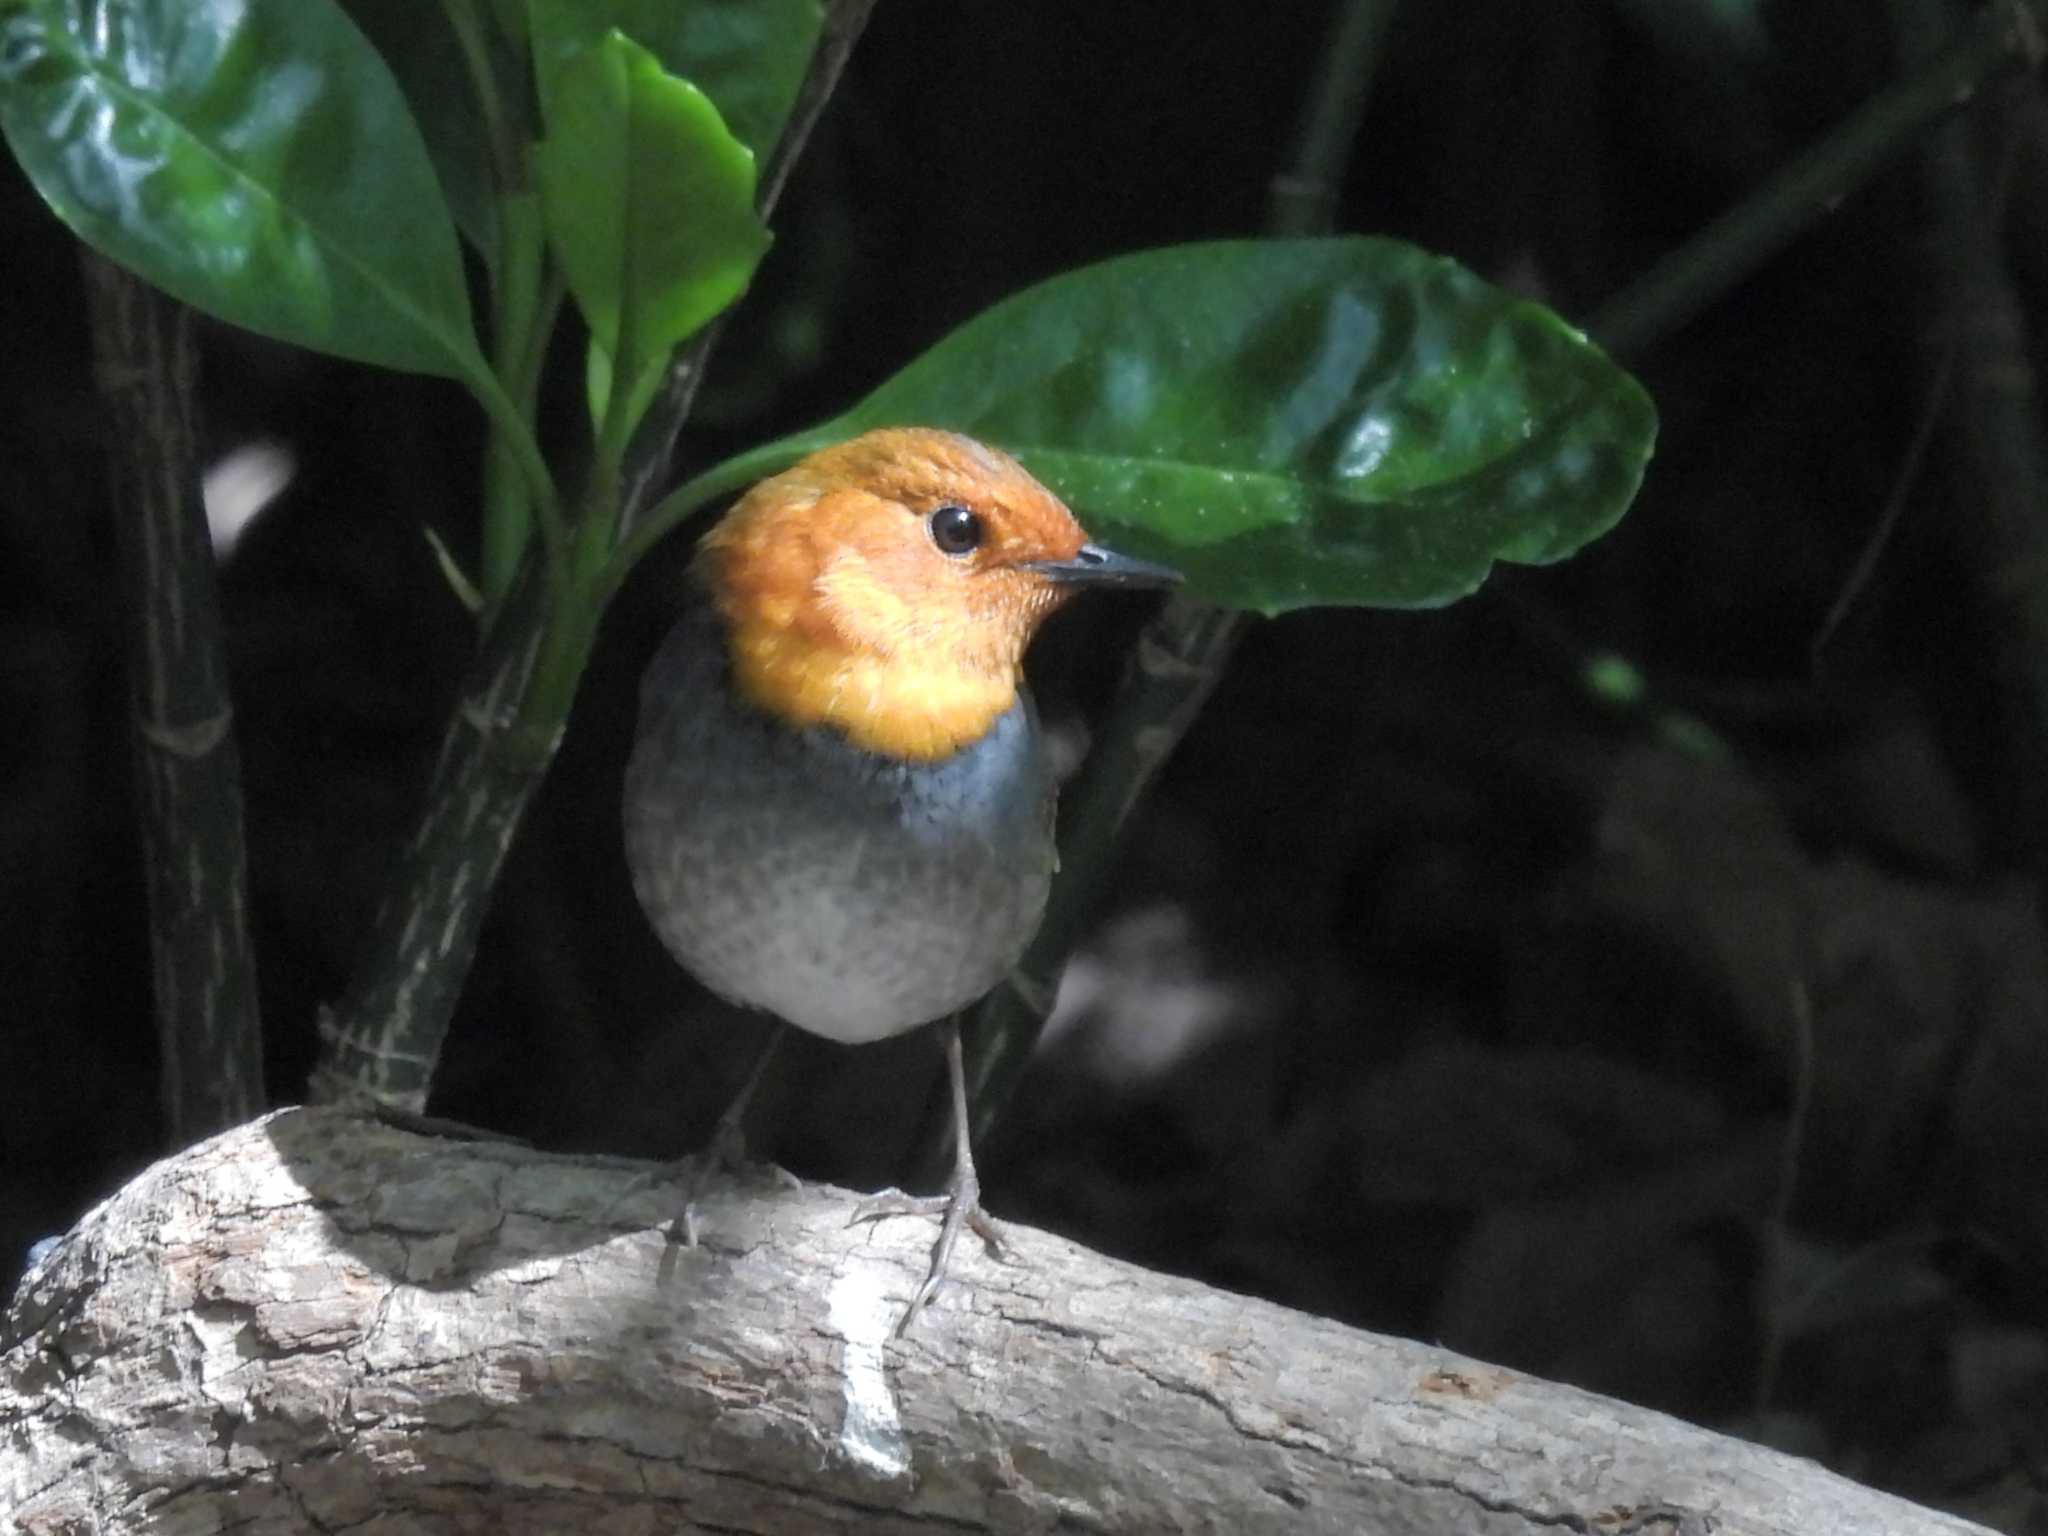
[
  {"xmin": 606, "ymin": 1023, "xmax": 793, "ymax": 1245},
  {"xmin": 701, "ymin": 1022, "xmax": 785, "ymax": 1174},
  {"xmin": 851, "ymin": 1015, "xmax": 1006, "ymax": 1333},
  {"xmin": 671, "ymin": 1021, "xmax": 796, "ymax": 1245}
]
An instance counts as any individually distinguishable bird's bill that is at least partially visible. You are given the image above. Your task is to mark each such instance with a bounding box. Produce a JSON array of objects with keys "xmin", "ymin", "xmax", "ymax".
[{"xmin": 1021, "ymin": 542, "xmax": 1182, "ymax": 589}]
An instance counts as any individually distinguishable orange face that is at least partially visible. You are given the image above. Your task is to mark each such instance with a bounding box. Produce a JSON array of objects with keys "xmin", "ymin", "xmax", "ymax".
[{"xmin": 697, "ymin": 429, "xmax": 1114, "ymax": 760}]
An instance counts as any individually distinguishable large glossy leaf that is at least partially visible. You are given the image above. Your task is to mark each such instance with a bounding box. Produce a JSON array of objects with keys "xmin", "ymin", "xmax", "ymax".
[
  {"xmin": 533, "ymin": 29, "xmax": 770, "ymax": 440},
  {"xmin": 343, "ymin": 0, "xmax": 502, "ymax": 255},
  {"xmin": 0, "ymin": 0, "xmax": 488, "ymax": 381},
  {"xmin": 527, "ymin": 0, "xmax": 819, "ymax": 161},
  {"xmin": 809, "ymin": 238, "xmax": 1657, "ymax": 614}
]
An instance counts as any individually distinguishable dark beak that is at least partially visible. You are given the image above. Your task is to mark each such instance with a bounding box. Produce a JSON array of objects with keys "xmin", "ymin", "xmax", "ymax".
[{"xmin": 1022, "ymin": 542, "xmax": 1182, "ymax": 589}]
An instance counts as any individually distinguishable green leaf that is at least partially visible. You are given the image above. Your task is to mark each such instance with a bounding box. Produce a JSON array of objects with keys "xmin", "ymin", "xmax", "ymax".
[
  {"xmin": 342, "ymin": 0, "xmax": 504, "ymax": 255},
  {"xmin": 0, "ymin": 0, "xmax": 489, "ymax": 382},
  {"xmin": 533, "ymin": 29, "xmax": 770, "ymax": 447},
  {"xmin": 527, "ymin": 0, "xmax": 819, "ymax": 161},
  {"xmin": 812, "ymin": 237, "xmax": 1658, "ymax": 615}
]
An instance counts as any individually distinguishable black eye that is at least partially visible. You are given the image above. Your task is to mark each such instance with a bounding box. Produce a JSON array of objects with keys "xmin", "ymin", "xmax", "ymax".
[{"xmin": 928, "ymin": 503, "xmax": 983, "ymax": 556}]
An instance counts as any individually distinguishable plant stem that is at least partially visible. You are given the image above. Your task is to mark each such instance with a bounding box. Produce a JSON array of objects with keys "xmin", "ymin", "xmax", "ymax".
[
  {"xmin": 955, "ymin": 0, "xmax": 1404, "ymax": 1146},
  {"xmin": 481, "ymin": 192, "xmax": 548, "ymax": 610},
  {"xmin": 442, "ymin": 0, "xmax": 552, "ymax": 610},
  {"xmin": 1268, "ymin": 0, "xmax": 1396, "ymax": 238},
  {"xmin": 468, "ymin": 359, "xmax": 565, "ymax": 557},
  {"xmin": 82, "ymin": 254, "xmax": 264, "ymax": 1141},
  {"xmin": 1588, "ymin": 0, "xmax": 2044, "ymax": 356},
  {"xmin": 606, "ymin": 432, "xmax": 833, "ymax": 595},
  {"xmin": 309, "ymin": 1, "xmax": 879, "ymax": 1114},
  {"xmin": 309, "ymin": 562, "xmax": 566, "ymax": 1110}
]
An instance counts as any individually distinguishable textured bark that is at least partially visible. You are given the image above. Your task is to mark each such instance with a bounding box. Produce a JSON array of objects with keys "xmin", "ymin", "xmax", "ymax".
[{"xmin": 1, "ymin": 1110, "xmax": 1997, "ymax": 1535}]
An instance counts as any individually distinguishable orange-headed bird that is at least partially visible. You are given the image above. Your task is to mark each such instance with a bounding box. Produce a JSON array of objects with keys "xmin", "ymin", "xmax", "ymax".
[{"xmin": 624, "ymin": 427, "xmax": 1177, "ymax": 1329}]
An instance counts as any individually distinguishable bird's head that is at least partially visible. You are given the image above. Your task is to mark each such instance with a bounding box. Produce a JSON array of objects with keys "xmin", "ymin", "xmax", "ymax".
[{"xmin": 696, "ymin": 427, "xmax": 1178, "ymax": 761}]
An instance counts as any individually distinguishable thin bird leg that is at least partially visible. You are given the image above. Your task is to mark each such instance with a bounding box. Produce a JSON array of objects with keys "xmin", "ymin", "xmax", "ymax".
[
  {"xmin": 851, "ymin": 1015, "xmax": 1006, "ymax": 1333},
  {"xmin": 672, "ymin": 1021, "xmax": 793, "ymax": 1246},
  {"xmin": 604, "ymin": 1023, "xmax": 791, "ymax": 1245},
  {"xmin": 702, "ymin": 1022, "xmax": 786, "ymax": 1172}
]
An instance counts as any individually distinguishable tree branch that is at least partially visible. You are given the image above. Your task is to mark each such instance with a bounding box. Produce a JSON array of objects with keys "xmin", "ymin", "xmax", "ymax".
[{"xmin": 1, "ymin": 1112, "xmax": 1999, "ymax": 1535}]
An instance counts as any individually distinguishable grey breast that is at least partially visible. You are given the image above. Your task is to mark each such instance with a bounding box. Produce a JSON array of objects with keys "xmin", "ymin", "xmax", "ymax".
[{"xmin": 623, "ymin": 606, "xmax": 1057, "ymax": 1044}]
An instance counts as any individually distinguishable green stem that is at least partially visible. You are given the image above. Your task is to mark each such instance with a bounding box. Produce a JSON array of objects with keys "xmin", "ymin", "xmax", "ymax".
[
  {"xmin": 478, "ymin": 437, "xmax": 532, "ymax": 610},
  {"xmin": 469, "ymin": 360, "xmax": 564, "ymax": 560},
  {"xmin": 519, "ymin": 272, "xmax": 566, "ymax": 406},
  {"xmin": 441, "ymin": 0, "xmax": 553, "ymax": 610},
  {"xmin": 594, "ymin": 327, "xmax": 647, "ymax": 493},
  {"xmin": 605, "ymin": 432, "xmax": 833, "ymax": 595},
  {"xmin": 481, "ymin": 192, "xmax": 549, "ymax": 609},
  {"xmin": 311, "ymin": 1, "xmax": 878, "ymax": 1114},
  {"xmin": 1588, "ymin": 0, "xmax": 2043, "ymax": 355}
]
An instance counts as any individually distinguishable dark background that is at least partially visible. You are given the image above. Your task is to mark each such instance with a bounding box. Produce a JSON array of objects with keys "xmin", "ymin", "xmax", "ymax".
[{"xmin": 5, "ymin": 2, "xmax": 2047, "ymax": 1525}]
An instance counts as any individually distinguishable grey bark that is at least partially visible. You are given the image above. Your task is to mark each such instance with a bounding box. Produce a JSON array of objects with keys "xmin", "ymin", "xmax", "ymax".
[{"xmin": 1, "ymin": 1109, "xmax": 1998, "ymax": 1535}]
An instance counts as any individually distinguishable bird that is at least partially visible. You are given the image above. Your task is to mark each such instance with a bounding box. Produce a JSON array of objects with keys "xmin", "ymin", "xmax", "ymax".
[{"xmin": 623, "ymin": 426, "xmax": 1178, "ymax": 1329}]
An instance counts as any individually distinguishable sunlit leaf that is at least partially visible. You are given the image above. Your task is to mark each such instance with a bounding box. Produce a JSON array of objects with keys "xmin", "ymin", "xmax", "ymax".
[
  {"xmin": 533, "ymin": 29, "xmax": 770, "ymax": 440},
  {"xmin": 527, "ymin": 0, "xmax": 819, "ymax": 160},
  {"xmin": 799, "ymin": 237, "xmax": 1657, "ymax": 614},
  {"xmin": 0, "ymin": 0, "xmax": 487, "ymax": 382}
]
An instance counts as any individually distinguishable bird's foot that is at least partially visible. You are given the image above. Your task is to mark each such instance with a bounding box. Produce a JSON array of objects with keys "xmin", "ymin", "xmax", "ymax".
[
  {"xmin": 850, "ymin": 1165, "xmax": 1008, "ymax": 1334},
  {"xmin": 607, "ymin": 1118, "xmax": 799, "ymax": 1247}
]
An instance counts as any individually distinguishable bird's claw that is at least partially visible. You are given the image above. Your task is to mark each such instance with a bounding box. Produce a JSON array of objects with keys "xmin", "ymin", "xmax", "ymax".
[
  {"xmin": 851, "ymin": 1169, "xmax": 1007, "ymax": 1334},
  {"xmin": 849, "ymin": 1188, "xmax": 1005, "ymax": 1252},
  {"xmin": 603, "ymin": 1129, "xmax": 798, "ymax": 1248}
]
